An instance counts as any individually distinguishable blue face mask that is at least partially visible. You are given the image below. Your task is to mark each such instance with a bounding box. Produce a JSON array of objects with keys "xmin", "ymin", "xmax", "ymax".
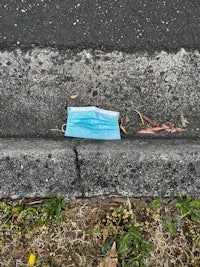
[{"xmin": 64, "ymin": 107, "xmax": 121, "ymax": 140}]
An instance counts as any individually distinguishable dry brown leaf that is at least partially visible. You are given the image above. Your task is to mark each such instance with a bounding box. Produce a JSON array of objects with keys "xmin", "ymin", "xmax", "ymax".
[
  {"xmin": 97, "ymin": 242, "xmax": 118, "ymax": 267},
  {"xmin": 138, "ymin": 126, "xmax": 165, "ymax": 134},
  {"xmin": 134, "ymin": 109, "xmax": 145, "ymax": 125},
  {"xmin": 109, "ymin": 197, "xmax": 128, "ymax": 208},
  {"xmin": 24, "ymin": 197, "xmax": 53, "ymax": 205},
  {"xmin": 125, "ymin": 122, "xmax": 134, "ymax": 130},
  {"xmin": 142, "ymin": 114, "xmax": 159, "ymax": 127},
  {"xmin": 102, "ymin": 228, "xmax": 109, "ymax": 243},
  {"xmin": 161, "ymin": 122, "xmax": 174, "ymax": 129},
  {"xmin": 120, "ymin": 124, "xmax": 127, "ymax": 134},
  {"xmin": 37, "ymin": 248, "xmax": 47, "ymax": 253},
  {"xmin": 50, "ymin": 128, "xmax": 63, "ymax": 132},
  {"xmin": 139, "ymin": 125, "xmax": 186, "ymax": 134},
  {"xmin": 110, "ymin": 197, "xmax": 126, "ymax": 204},
  {"xmin": 180, "ymin": 112, "xmax": 188, "ymax": 128},
  {"xmin": 148, "ymin": 126, "xmax": 165, "ymax": 132},
  {"xmin": 119, "ymin": 118, "xmax": 134, "ymax": 134},
  {"xmin": 95, "ymin": 49, "xmax": 106, "ymax": 54},
  {"xmin": 70, "ymin": 93, "xmax": 79, "ymax": 100},
  {"xmin": 109, "ymin": 242, "xmax": 117, "ymax": 258},
  {"xmin": 167, "ymin": 127, "xmax": 186, "ymax": 133},
  {"xmin": 138, "ymin": 128, "xmax": 156, "ymax": 134},
  {"xmin": 120, "ymin": 119, "xmax": 127, "ymax": 134}
]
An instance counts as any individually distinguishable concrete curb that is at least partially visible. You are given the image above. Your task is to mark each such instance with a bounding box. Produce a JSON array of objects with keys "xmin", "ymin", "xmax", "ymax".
[
  {"xmin": 1, "ymin": 138, "xmax": 200, "ymax": 198},
  {"xmin": 0, "ymin": 138, "xmax": 79, "ymax": 198}
]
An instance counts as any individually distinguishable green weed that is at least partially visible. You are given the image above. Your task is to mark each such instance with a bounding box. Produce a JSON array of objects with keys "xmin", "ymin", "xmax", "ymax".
[
  {"xmin": 0, "ymin": 197, "xmax": 67, "ymax": 233},
  {"xmin": 44, "ymin": 197, "xmax": 67, "ymax": 225},
  {"xmin": 164, "ymin": 217, "xmax": 176, "ymax": 237},
  {"xmin": 150, "ymin": 197, "xmax": 162, "ymax": 210},
  {"xmin": 118, "ymin": 225, "xmax": 153, "ymax": 267},
  {"xmin": 0, "ymin": 200, "xmax": 45, "ymax": 233},
  {"xmin": 101, "ymin": 205, "xmax": 134, "ymax": 238},
  {"xmin": 100, "ymin": 205, "xmax": 152, "ymax": 266},
  {"xmin": 176, "ymin": 195, "xmax": 200, "ymax": 221}
]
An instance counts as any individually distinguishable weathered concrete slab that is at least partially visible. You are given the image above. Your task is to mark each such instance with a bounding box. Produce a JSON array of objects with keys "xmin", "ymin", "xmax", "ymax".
[
  {"xmin": 0, "ymin": 0, "xmax": 200, "ymax": 51},
  {"xmin": 0, "ymin": 138, "xmax": 80, "ymax": 198},
  {"xmin": 0, "ymin": 139, "xmax": 200, "ymax": 198},
  {"xmin": 1, "ymin": 138, "xmax": 199, "ymax": 198},
  {"xmin": 77, "ymin": 139, "xmax": 200, "ymax": 197},
  {"xmin": 1, "ymin": 48, "xmax": 200, "ymax": 138}
]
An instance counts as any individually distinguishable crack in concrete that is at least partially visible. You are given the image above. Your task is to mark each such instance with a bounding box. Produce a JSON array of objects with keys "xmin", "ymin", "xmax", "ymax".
[{"xmin": 73, "ymin": 145, "xmax": 85, "ymax": 197}]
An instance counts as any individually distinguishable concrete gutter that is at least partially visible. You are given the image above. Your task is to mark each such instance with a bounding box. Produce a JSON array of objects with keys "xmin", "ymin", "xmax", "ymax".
[
  {"xmin": 1, "ymin": 48, "xmax": 200, "ymax": 138},
  {"xmin": 1, "ymin": 138, "xmax": 200, "ymax": 198}
]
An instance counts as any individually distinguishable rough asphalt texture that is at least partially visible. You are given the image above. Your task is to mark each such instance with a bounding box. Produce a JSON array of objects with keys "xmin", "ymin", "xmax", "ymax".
[
  {"xmin": 0, "ymin": 0, "xmax": 200, "ymax": 51},
  {"xmin": 1, "ymin": 48, "xmax": 200, "ymax": 138},
  {"xmin": 1, "ymin": 138, "xmax": 200, "ymax": 198}
]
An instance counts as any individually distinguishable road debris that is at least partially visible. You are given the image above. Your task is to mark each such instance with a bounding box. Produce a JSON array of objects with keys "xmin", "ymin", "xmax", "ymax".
[
  {"xmin": 65, "ymin": 107, "xmax": 121, "ymax": 140},
  {"xmin": 137, "ymin": 112, "xmax": 186, "ymax": 134},
  {"xmin": 70, "ymin": 93, "xmax": 79, "ymax": 100},
  {"xmin": 97, "ymin": 242, "xmax": 118, "ymax": 267},
  {"xmin": 181, "ymin": 111, "xmax": 188, "ymax": 128}
]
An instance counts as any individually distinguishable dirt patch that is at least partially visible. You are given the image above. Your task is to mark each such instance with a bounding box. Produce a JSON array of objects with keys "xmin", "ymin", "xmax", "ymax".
[{"xmin": 0, "ymin": 196, "xmax": 200, "ymax": 267}]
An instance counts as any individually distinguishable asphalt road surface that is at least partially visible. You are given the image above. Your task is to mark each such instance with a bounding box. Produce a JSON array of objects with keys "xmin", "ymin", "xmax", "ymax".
[{"xmin": 1, "ymin": 0, "xmax": 200, "ymax": 51}]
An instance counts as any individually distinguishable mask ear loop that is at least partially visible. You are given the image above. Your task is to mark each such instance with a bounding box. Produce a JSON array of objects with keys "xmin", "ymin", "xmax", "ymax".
[
  {"xmin": 61, "ymin": 124, "xmax": 67, "ymax": 133},
  {"xmin": 50, "ymin": 124, "xmax": 66, "ymax": 133}
]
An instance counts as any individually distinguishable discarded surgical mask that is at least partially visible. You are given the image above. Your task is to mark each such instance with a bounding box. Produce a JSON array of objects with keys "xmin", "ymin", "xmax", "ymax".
[{"xmin": 63, "ymin": 107, "xmax": 121, "ymax": 140}]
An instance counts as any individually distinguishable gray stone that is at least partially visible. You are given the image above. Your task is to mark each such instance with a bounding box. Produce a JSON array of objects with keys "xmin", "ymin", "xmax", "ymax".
[
  {"xmin": 77, "ymin": 139, "xmax": 200, "ymax": 197},
  {"xmin": 1, "ymin": 48, "xmax": 200, "ymax": 138},
  {"xmin": 0, "ymin": 138, "xmax": 80, "ymax": 198}
]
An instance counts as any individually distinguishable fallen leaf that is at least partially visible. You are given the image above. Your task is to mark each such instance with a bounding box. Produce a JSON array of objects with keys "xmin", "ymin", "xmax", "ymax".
[
  {"xmin": 119, "ymin": 118, "xmax": 127, "ymax": 134},
  {"xmin": 102, "ymin": 227, "xmax": 109, "ymax": 243},
  {"xmin": 161, "ymin": 122, "xmax": 174, "ymax": 129},
  {"xmin": 134, "ymin": 109, "xmax": 145, "ymax": 125},
  {"xmin": 24, "ymin": 197, "xmax": 54, "ymax": 205},
  {"xmin": 138, "ymin": 126, "xmax": 165, "ymax": 134},
  {"xmin": 50, "ymin": 128, "xmax": 63, "ymax": 132},
  {"xmin": 37, "ymin": 248, "xmax": 47, "ymax": 253},
  {"xmin": 149, "ymin": 126, "xmax": 166, "ymax": 132},
  {"xmin": 180, "ymin": 111, "xmax": 188, "ymax": 128},
  {"xmin": 142, "ymin": 114, "xmax": 159, "ymax": 127},
  {"xmin": 109, "ymin": 242, "xmax": 117, "ymax": 258},
  {"xmin": 120, "ymin": 124, "xmax": 127, "ymax": 134},
  {"xmin": 138, "ymin": 125, "xmax": 186, "ymax": 134},
  {"xmin": 126, "ymin": 122, "xmax": 134, "ymax": 130},
  {"xmin": 109, "ymin": 197, "xmax": 129, "ymax": 208},
  {"xmin": 97, "ymin": 242, "xmax": 118, "ymax": 267},
  {"xmin": 110, "ymin": 197, "xmax": 126, "ymax": 205},
  {"xmin": 70, "ymin": 93, "xmax": 79, "ymax": 100},
  {"xmin": 167, "ymin": 127, "xmax": 186, "ymax": 133},
  {"xmin": 119, "ymin": 118, "xmax": 134, "ymax": 134},
  {"xmin": 95, "ymin": 49, "xmax": 106, "ymax": 54}
]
